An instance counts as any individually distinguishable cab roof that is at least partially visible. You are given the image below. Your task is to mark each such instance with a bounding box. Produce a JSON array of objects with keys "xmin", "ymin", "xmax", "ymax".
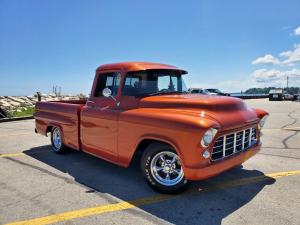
[{"xmin": 96, "ymin": 62, "xmax": 187, "ymax": 73}]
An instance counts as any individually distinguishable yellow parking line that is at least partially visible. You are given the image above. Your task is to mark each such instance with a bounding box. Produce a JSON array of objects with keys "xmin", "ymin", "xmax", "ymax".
[
  {"xmin": 4, "ymin": 170, "xmax": 300, "ymax": 225},
  {"xmin": 283, "ymin": 127, "xmax": 300, "ymax": 131},
  {"xmin": 0, "ymin": 150, "xmax": 51, "ymax": 158},
  {"xmin": 0, "ymin": 152, "xmax": 25, "ymax": 158}
]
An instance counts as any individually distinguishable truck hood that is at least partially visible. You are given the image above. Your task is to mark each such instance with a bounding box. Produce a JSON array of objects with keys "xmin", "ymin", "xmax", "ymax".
[{"xmin": 138, "ymin": 94, "xmax": 259, "ymax": 129}]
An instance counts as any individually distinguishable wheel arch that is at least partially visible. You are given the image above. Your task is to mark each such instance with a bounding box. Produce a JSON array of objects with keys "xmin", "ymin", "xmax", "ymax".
[
  {"xmin": 130, "ymin": 136, "xmax": 183, "ymax": 167},
  {"xmin": 46, "ymin": 125, "xmax": 53, "ymax": 136},
  {"xmin": 46, "ymin": 124, "xmax": 66, "ymax": 144}
]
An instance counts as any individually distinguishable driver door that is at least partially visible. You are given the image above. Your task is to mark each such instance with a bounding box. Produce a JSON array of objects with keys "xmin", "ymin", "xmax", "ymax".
[{"xmin": 80, "ymin": 71, "xmax": 121, "ymax": 162}]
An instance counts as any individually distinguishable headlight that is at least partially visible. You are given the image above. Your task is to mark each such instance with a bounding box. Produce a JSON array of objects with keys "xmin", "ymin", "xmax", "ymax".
[
  {"xmin": 201, "ymin": 128, "xmax": 218, "ymax": 147},
  {"xmin": 259, "ymin": 115, "xmax": 268, "ymax": 129}
]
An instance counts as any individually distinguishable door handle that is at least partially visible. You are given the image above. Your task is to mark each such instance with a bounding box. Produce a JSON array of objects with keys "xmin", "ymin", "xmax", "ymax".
[
  {"xmin": 90, "ymin": 105, "xmax": 101, "ymax": 110},
  {"xmin": 87, "ymin": 101, "xmax": 100, "ymax": 110}
]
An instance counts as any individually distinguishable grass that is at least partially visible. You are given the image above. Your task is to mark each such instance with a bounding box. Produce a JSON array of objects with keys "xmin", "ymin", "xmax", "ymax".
[{"xmin": 9, "ymin": 107, "xmax": 35, "ymax": 118}]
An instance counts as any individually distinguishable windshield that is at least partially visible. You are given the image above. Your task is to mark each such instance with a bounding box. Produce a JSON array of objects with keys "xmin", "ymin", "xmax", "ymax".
[
  {"xmin": 207, "ymin": 89, "xmax": 221, "ymax": 94},
  {"xmin": 122, "ymin": 70, "xmax": 188, "ymax": 96},
  {"xmin": 202, "ymin": 89, "xmax": 210, "ymax": 94}
]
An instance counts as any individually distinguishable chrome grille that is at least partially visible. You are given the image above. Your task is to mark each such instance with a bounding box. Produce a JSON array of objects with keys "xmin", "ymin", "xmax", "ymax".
[{"xmin": 211, "ymin": 127, "xmax": 257, "ymax": 161}]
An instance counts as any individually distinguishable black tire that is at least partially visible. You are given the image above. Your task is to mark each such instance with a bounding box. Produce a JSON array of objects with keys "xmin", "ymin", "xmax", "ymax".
[
  {"xmin": 141, "ymin": 143, "xmax": 188, "ymax": 193},
  {"xmin": 50, "ymin": 127, "xmax": 67, "ymax": 154}
]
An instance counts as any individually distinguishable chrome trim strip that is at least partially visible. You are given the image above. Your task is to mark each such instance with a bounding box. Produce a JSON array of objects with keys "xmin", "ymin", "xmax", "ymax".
[
  {"xmin": 233, "ymin": 133, "xmax": 237, "ymax": 153},
  {"xmin": 223, "ymin": 136, "xmax": 226, "ymax": 157},
  {"xmin": 248, "ymin": 128, "xmax": 252, "ymax": 147},
  {"xmin": 242, "ymin": 130, "xmax": 245, "ymax": 149},
  {"xmin": 212, "ymin": 149, "xmax": 223, "ymax": 154}
]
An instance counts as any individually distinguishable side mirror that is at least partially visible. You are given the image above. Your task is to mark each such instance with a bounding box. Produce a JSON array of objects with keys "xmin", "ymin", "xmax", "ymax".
[
  {"xmin": 102, "ymin": 88, "xmax": 120, "ymax": 107},
  {"xmin": 102, "ymin": 88, "xmax": 112, "ymax": 98}
]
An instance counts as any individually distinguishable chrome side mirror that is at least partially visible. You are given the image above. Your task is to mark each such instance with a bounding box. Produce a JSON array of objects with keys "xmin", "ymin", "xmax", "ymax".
[
  {"xmin": 102, "ymin": 88, "xmax": 120, "ymax": 107},
  {"xmin": 102, "ymin": 88, "xmax": 112, "ymax": 98}
]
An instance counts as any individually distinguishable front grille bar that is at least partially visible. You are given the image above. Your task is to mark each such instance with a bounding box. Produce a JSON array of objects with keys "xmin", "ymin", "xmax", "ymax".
[
  {"xmin": 242, "ymin": 130, "xmax": 245, "ymax": 149},
  {"xmin": 211, "ymin": 127, "xmax": 257, "ymax": 161},
  {"xmin": 233, "ymin": 133, "xmax": 237, "ymax": 153},
  {"xmin": 248, "ymin": 128, "xmax": 252, "ymax": 147},
  {"xmin": 222, "ymin": 136, "xmax": 226, "ymax": 157}
]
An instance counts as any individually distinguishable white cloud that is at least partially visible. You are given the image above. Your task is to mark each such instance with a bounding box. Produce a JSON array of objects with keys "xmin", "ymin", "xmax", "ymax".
[
  {"xmin": 279, "ymin": 51, "xmax": 292, "ymax": 57},
  {"xmin": 252, "ymin": 44, "xmax": 300, "ymax": 66},
  {"xmin": 187, "ymin": 68, "xmax": 300, "ymax": 92},
  {"xmin": 251, "ymin": 26, "xmax": 300, "ymax": 66},
  {"xmin": 247, "ymin": 27, "xmax": 300, "ymax": 88},
  {"xmin": 252, "ymin": 69, "xmax": 283, "ymax": 83},
  {"xmin": 294, "ymin": 26, "xmax": 300, "ymax": 36},
  {"xmin": 280, "ymin": 44, "xmax": 300, "ymax": 65},
  {"xmin": 251, "ymin": 68, "xmax": 300, "ymax": 84},
  {"xmin": 252, "ymin": 54, "xmax": 280, "ymax": 65}
]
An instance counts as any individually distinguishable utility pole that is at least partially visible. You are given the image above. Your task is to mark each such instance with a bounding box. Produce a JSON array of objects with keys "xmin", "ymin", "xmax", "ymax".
[{"xmin": 287, "ymin": 76, "xmax": 289, "ymax": 93}]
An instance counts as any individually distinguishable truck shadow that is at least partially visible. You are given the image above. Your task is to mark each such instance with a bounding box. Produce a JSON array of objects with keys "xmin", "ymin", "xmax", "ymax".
[{"xmin": 24, "ymin": 146, "xmax": 275, "ymax": 225}]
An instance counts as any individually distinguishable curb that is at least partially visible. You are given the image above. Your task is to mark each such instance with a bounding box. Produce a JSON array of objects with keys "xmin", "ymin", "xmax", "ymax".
[{"xmin": 0, "ymin": 116, "xmax": 34, "ymax": 123}]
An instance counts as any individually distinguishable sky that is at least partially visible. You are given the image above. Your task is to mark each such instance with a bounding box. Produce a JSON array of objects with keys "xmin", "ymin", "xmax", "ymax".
[{"xmin": 0, "ymin": 0, "xmax": 300, "ymax": 96}]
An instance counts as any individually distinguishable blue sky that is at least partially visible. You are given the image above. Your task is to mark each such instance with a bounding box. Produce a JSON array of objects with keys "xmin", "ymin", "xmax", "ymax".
[{"xmin": 1, "ymin": 0, "xmax": 300, "ymax": 96}]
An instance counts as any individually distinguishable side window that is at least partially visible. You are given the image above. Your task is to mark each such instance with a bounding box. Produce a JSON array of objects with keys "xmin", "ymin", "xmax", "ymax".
[
  {"xmin": 94, "ymin": 72, "xmax": 120, "ymax": 97},
  {"xmin": 122, "ymin": 75, "xmax": 142, "ymax": 96}
]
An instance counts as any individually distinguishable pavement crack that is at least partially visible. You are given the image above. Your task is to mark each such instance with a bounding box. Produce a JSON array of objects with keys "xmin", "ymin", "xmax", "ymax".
[
  {"xmin": 281, "ymin": 110, "xmax": 298, "ymax": 129},
  {"xmin": 258, "ymin": 152, "xmax": 300, "ymax": 160},
  {"xmin": 282, "ymin": 131, "xmax": 299, "ymax": 149},
  {"xmin": 279, "ymin": 110, "xmax": 299, "ymax": 148}
]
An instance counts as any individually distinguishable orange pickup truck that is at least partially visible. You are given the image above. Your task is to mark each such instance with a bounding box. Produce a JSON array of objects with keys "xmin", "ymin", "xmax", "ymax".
[{"xmin": 34, "ymin": 62, "xmax": 268, "ymax": 193}]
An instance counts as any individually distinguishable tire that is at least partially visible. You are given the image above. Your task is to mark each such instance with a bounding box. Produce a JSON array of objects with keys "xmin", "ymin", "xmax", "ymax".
[
  {"xmin": 50, "ymin": 127, "xmax": 67, "ymax": 154},
  {"xmin": 141, "ymin": 143, "xmax": 188, "ymax": 193}
]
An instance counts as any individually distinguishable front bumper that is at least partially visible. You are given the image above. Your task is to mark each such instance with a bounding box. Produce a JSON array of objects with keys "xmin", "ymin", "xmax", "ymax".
[{"xmin": 183, "ymin": 142, "xmax": 261, "ymax": 180}]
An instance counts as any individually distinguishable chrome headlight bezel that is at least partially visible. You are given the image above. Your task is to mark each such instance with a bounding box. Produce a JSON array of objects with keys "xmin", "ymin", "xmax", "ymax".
[
  {"xmin": 201, "ymin": 128, "xmax": 218, "ymax": 148},
  {"xmin": 259, "ymin": 115, "xmax": 268, "ymax": 129}
]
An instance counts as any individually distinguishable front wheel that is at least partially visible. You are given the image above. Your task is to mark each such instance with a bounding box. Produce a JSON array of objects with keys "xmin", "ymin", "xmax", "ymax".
[{"xmin": 141, "ymin": 143, "xmax": 188, "ymax": 193}]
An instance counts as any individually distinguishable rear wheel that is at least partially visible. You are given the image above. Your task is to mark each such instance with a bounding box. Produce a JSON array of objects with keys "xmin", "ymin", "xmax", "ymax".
[
  {"xmin": 51, "ymin": 127, "xmax": 67, "ymax": 154},
  {"xmin": 141, "ymin": 143, "xmax": 188, "ymax": 193}
]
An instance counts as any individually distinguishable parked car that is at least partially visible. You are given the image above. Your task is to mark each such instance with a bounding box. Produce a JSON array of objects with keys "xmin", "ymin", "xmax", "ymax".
[
  {"xmin": 34, "ymin": 62, "xmax": 268, "ymax": 193},
  {"xmin": 188, "ymin": 88, "xmax": 217, "ymax": 95},
  {"xmin": 205, "ymin": 88, "xmax": 230, "ymax": 96},
  {"xmin": 283, "ymin": 93, "xmax": 294, "ymax": 101}
]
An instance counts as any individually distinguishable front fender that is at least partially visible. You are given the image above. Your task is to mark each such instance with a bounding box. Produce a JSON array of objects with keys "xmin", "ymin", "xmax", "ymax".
[
  {"xmin": 253, "ymin": 108, "xmax": 269, "ymax": 119},
  {"xmin": 118, "ymin": 108, "xmax": 221, "ymax": 168}
]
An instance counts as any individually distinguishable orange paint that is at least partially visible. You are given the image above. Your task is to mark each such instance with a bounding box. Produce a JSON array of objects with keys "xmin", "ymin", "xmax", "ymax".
[{"xmin": 34, "ymin": 62, "xmax": 268, "ymax": 180}]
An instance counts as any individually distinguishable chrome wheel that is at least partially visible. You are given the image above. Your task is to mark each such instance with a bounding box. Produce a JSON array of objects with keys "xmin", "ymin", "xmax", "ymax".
[
  {"xmin": 150, "ymin": 151, "xmax": 184, "ymax": 186},
  {"xmin": 52, "ymin": 128, "xmax": 62, "ymax": 150}
]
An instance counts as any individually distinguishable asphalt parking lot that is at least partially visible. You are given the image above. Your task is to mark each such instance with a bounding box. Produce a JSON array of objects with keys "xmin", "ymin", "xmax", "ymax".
[{"xmin": 0, "ymin": 99, "xmax": 299, "ymax": 225}]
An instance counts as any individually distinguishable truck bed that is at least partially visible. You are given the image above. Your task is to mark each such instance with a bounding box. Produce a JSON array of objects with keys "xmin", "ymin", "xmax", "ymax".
[{"xmin": 34, "ymin": 100, "xmax": 87, "ymax": 150}]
